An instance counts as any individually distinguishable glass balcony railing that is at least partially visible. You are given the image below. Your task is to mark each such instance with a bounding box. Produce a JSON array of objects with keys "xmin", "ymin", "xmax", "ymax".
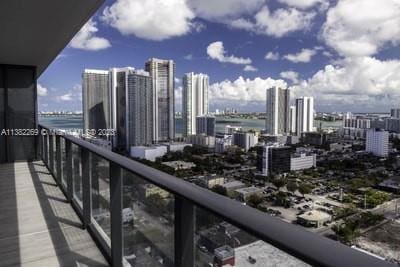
[{"xmin": 38, "ymin": 124, "xmax": 395, "ymax": 267}]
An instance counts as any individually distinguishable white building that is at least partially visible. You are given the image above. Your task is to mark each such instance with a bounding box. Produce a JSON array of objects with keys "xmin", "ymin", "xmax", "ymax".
[
  {"xmin": 289, "ymin": 105, "xmax": 296, "ymax": 134},
  {"xmin": 295, "ymin": 96, "xmax": 314, "ymax": 135},
  {"xmin": 290, "ymin": 153, "xmax": 316, "ymax": 171},
  {"xmin": 130, "ymin": 146, "xmax": 167, "ymax": 161},
  {"xmin": 182, "ymin": 72, "xmax": 209, "ymax": 136},
  {"xmin": 225, "ymin": 125, "xmax": 242, "ymax": 135},
  {"xmin": 160, "ymin": 142, "xmax": 192, "ymax": 152},
  {"xmin": 145, "ymin": 58, "xmax": 175, "ymax": 142},
  {"xmin": 265, "ymin": 87, "xmax": 290, "ymax": 135},
  {"xmin": 215, "ymin": 135, "xmax": 233, "ymax": 153},
  {"xmin": 232, "ymin": 131, "xmax": 258, "ymax": 151},
  {"xmin": 366, "ymin": 128, "xmax": 389, "ymax": 157},
  {"xmin": 186, "ymin": 134, "xmax": 215, "ymax": 148}
]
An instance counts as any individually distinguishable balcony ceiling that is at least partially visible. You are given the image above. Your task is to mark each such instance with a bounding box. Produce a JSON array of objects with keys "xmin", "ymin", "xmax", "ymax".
[{"xmin": 0, "ymin": 0, "xmax": 104, "ymax": 76}]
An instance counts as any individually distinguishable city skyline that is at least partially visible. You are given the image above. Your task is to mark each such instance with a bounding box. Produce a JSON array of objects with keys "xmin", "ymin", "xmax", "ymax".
[{"xmin": 37, "ymin": 0, "xmax": 400, "ymax": 113}]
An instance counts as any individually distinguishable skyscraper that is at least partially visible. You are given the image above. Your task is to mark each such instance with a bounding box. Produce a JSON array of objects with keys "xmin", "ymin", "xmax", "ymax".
[
  {"xmin": 295, "ymin": 97, "xmax": 314, "ymax": 135},
  {"xmin": 83, "ymin": 67, "xmax": 153, "ymax": 151},
  {"xmin": 145, "ymin": 58, "xmax": 175, "ymax": 142},
  {"xmin": 82, "ymin": 69, "xmax": 111, "ymax": 135},
  {"xmin": 196, "ymin": 115, "xmax": 215, "ymax": 136},
  {"xmin": 265, "ymin": 87, "xmax": 290, "ymax": 135},
  {"xmin": 289, "ymin": 105, "xmax": 296, "ymax": 134},
  {"xmin": 182, "ymin": 72, "xmax": 209, "ymax": 136}
]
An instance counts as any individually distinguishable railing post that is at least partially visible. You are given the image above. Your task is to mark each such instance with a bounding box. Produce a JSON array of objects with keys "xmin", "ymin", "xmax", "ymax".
[
  {"xmin": 38, "ymin": 126, "xmax": 43, "ymax": 160},
  {"xmin": 43, "ymin": 134, "xmax": 48, "ymax": 166},
  {"xmin": 175, "ymin": 196, "xmax": 195, "ymax": 267},
  {"xmin": 65, "ymin": 139, "xmax": 73, "ymax": 202},
  {"xmin": 49, "ymin": 133, "xmax": 54, "ymax": 173},
  {"xmin": 110, "ymin": 162, "xmax": 123, "ymax": 267},
  {"xmin": 55, "ymin": 135, "xmax": 62, "ymax": 185},
  {"xmin": 82, "ymin": 148, "xmax": 91, "ymax": 228}
]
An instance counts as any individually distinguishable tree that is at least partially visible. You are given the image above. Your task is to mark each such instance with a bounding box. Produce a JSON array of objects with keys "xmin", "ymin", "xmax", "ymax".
[
  {"xmin": 247, "ymin": 194, "xmax": 263, "ymax": 208},
  {"xmin": 212, "ymin": 185, "xmax": 227, "ymax": 196},
  {"xmin": 272, "ymin": 177, "xmax": 288, "ymax": 191},
  {"xmin": 298, "ymin": 183, "xmax": 312, "ymax": 197},
  {"xmin": 286, "ymin": 181, "xmax": 298, "ymax": 194}
]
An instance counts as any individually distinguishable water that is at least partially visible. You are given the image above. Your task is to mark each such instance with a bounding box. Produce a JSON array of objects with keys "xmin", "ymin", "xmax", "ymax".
[{"xmin": 39, "ymin": 115, "xmax": 341, "ymax": 134}]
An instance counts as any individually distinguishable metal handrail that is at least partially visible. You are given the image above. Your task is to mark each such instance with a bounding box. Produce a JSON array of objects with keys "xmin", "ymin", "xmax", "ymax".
[{"xmin": 38, "ymin": 124, "xmax": 395, "ymax": 267}]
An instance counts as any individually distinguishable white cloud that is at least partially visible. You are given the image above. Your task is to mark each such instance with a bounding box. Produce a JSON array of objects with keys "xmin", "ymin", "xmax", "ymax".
[
  {"xmin": 322, "ymin": 0, "xmax": 400, "ymax": 57},
  {"xmin": 102, "ymin": 0, "xmax": 195, "ymax": 41},
  {"xmin": 207, "ymin": 41, "xmax": 252, "ymax": 65},
  {"xmin": 277, "ymin": 0, "xmax": 328, "ymax": 10},
  {"xmin": 187, "ymin": 0, "xmax": 264, "ymax": 21},
  {"xmin": 175, "ymin": 77, "xmax": 181, "ymax": 83},
  {"xmin": 265, "ymin": 51, "xmax": 280, "ymax": 60},
  {"xmin": 37, "ymin": 84, "xmax": 48, "ymax": 97},
  {"xmin": 56, "ymin": 84, "xmax": 82, "ymax": 102},
  {"xmin": 70, "ymin": 19, "xmax": 111, "ymax": 51},
  {"xmin": 244, "ymin": 65, "xmax": 258, "ymax": 72},
  {"xmin": 184, "ymin": 54, "xmax": 193, "ymax": 60},
  {"xmin": 283, "ymin": 48, "xmax": 317, "ymax": 63},
  {"xmin": 291, "ymin": 57, "xmax": 400, "ymax": 110},
  {"xmin": 210, "ymin": 76, "xmax": 287, "ymax": 103},
  {"xmin": 280, "ymin": 71, "xmax": 299, "ymax": 84},
  {"xmin": 230, "ymin": 6, "xmax": 315, "ymax": 38}
]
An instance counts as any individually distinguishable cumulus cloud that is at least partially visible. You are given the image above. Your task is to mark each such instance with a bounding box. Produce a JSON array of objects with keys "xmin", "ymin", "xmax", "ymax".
[
  {"xmin": 283, "ymin": 48, "xmax": 317, "ymax": 63},
  {"xmin": 291, "ymin": 57, "xmax": 400, "ymax": 110},
  {"xmin": 55, "ymin": 84, "xmax": 82, "ymax": 102},
  {"xmin": 277, "ymin": 0, "xmax": 328, "ymax": 10},
  {"xmin": 209, "ymin": 76, "xmax": 287, "ymax": 103},
  {"xmin": 230, "ymin": 6, "xmax": 315, "ymax": 38},
  {"xmin": 70, "ymin": 19, "xmax": 111, "ymax": 51},
  {"xmin": 102, "ymin": 0, "xmax": 195, "ymax": 41},
  {"xmin": 322, "ymin": 0, "xmax": 400, "ymax": 57},
  {"xmin": 37, "ymin": 84, "xmax": 48, "ymax": 97},
  {"xmin": 187, "ymin": 0, "xmax": 264, "ymax": 21},
  {"xmin": 265, "ymin": 51, "xmax": 280, "ymax": 60},
  {"xmin": 207, "ymin": 41, "xmax": 252, "ymax": 65},
  {"xmin": 280, "ymin": 71, "xmax": 299, "ymax": 84},
  {"xmin": 244, "ymin": 65, "xmax": 258, "ymax": 72}
]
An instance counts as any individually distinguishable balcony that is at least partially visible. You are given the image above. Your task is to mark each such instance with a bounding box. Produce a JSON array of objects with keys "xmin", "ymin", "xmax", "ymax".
[{"xmin": 0, "ymin": 124, "xmax": 393, "ymax": 267}]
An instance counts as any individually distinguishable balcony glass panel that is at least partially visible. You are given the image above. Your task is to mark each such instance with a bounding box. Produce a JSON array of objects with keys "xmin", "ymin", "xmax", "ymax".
[
  {"xmin": 60, "ymin": 138, "xmax": 67, "ymax": 189},
  {"xmin": 72, "ymin": 143, "xmax": 83, "ymax": 205},
  {"xmin": 122, "ymin": 170, "xmax": 175, "ymax": 267},
  {"xmin": 52, "ymin": 136, "xmax": 57, "ymax": 178},
  {"xmin": 195, "ymin": 206, "xmax": 309, "ymax": 267},
  {"xmin": 90, "ymin": 153, "xmax": 111, "ymax": 243}
]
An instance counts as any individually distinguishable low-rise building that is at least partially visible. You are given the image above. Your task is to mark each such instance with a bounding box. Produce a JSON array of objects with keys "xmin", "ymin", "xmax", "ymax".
[
  {"xmin": 215, "ymin": 135, "xmax": 232, "ymax": 153},
  {"xmin": 232, "ymin": 131, "xmax": 258, "ymax": 151},
  {"xmin": 290, "ymin": 153, "xmax": 316, "ymax": 171},
  {"xmin": 186, "ymin": 134, "xmax": 215, "ymax": 148},
  {"xmin": 162, "ymin": 160, "xmax": 196, "ymax": 170},
  {"xmin": 160, "ymin": 142, "xmax": 192, "ymax": 152},
  {"xmin": 221, "ymin": 180, "xmax": 246, "ymax": 196},
  {"xmin": 192, "ymin": 175, "xmax": 225, "ymax": 188},
  {"xmin": 214, "ymin": 245, "xmax": 235, "ymax": 267},
  {"xmin": 297, "ymin": 210, "xmax": 331, "ymax": 228},
  {"xmin": 139, "ymin": 183, "xmax": 170, "ymax": 199},
  {"xmin": 234, "ymin": 186, "xmax": 263, "ymax": 202},
  {"xmin": 130, "ymin": 146, "xmax": 167, "ymax": 161}
]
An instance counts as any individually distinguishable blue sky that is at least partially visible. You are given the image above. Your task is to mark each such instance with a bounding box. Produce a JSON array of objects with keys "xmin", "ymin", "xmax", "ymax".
[{"xmin": 38, "ymin": 0, "xmax": 400, "ymax": 113}]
